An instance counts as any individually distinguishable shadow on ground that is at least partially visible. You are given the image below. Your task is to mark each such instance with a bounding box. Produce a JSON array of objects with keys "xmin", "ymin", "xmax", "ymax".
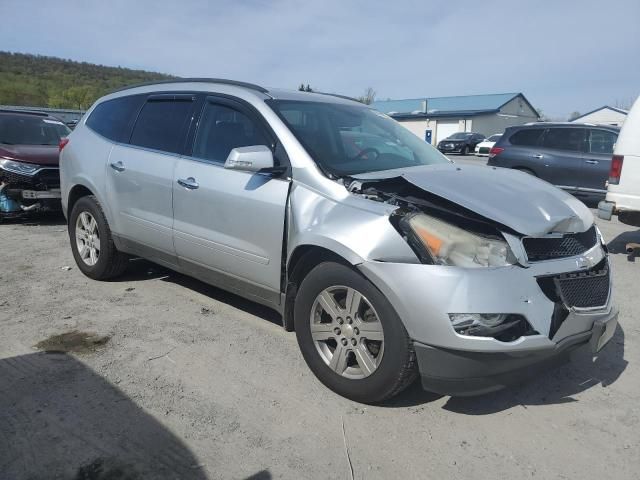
[
  {"xmin": 0, "ymin": 211, "xmax": 67, "ymax": 226},
  {"xmin": 0, "ymin": 352, "xmax": 270, "ymax": 479},
  {"xmin": 608, "ymin": 229, "xmax": 640, "ymax": 261}
]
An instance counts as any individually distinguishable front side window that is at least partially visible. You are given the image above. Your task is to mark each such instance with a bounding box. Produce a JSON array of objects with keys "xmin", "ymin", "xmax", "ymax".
[
  {"xmin": 509, "ymin": 128, "xmax": 544, "ymax": 146},
  {"xmin": 588, "ymin": 129, "xmax": 617, "ymax": 154},
  {"xmin": 86, "ymin": 95, "xmax": 145, "ymax": 142},
  {"xmin": 268, "ymin": 100, "xmax": 449, "ymax": 176},
  {"xmin": 130, "ymin": 97, "xmax": 194, "ymax": 154},
  {"xmin": 192, "ymin": 101, "xmax": 271, "ymax": 163},
  {"xmin": 0, "ymin": 114, "xmax": 70, "ymax": 145},
  {"xmin": 541, "ymin": 128, "xmax": 586, "ymax": 152}
]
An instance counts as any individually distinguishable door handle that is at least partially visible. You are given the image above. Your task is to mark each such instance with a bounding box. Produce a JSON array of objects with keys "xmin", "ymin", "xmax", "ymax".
[
  {"xmin": 585, "ymin": 160, "xmax": 599, "ymax": 165},
  {"xmin": 177, "ymin": 177, "xmax": 199, "ymax": 189},
  {"xmin": 110, "ymin": 161, "xmax": 125, "ymax": 172},
  {"xmin": 533, "ymin": 154, "xmax": 544, "ymax": 159}
]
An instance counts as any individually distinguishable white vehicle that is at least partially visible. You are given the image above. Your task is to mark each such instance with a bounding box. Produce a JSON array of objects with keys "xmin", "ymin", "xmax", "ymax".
[
  {"xmin": 474, "ymin": 133, "xmax": 502, "ymax": 156},
  {"xmin": 598, "ymin": 96, "xmax": 640, "ymax": 226}
]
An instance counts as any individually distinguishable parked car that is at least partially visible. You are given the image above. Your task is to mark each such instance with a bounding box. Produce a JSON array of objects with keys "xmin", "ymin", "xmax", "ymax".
[
  {"xmin": 474, "ymin": 133, "xmax": 502, "ymax": 156},
  {"xmin": 437, "ymin": 132, "xmax": 484, "ymax": 155},
  {"xmin": 598, "ymin": 96, "xmax": 640, "ymax": 226},
  {"xmin": 61, "ymin": 79, "xmax": 617, "ymax": 403},
  {"xmin": 487, "ymin": 123, "xmax": 619, "ymax": 204},
  {"xmin": 0, "ymin": 109, "xmax": 70, "ymax": 218}
]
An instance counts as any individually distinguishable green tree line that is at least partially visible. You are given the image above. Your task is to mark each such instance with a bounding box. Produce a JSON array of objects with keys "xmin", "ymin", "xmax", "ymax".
[{"xmin": 0, "ymin": 51, "xmax": 174, "ymax": 110}]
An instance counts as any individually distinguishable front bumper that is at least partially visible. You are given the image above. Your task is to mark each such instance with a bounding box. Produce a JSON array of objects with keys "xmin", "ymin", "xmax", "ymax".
[
  {"xmin": 438, "ymin": 144, "xmax": 464, "ymax": 153},
  {"xmin": 415, "ymin": 307, "xmax": 618, "ymax": 396},
  {"xmin": 0, "ymin": 166, "xmax": 61, "ymax": 214},
  {"xmin": 358, "ymin": 243, "xmax": 616, "ymax": 395}
]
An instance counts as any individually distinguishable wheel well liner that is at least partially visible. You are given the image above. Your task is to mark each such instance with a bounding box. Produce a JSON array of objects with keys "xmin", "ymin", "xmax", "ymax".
[
  {"xmin": 282, "ymin": 245, "xmax": 354, "ymax": 331},
  {"xmin": 68, "ymin": 184, "xmax": 95, "ymax": 216}
]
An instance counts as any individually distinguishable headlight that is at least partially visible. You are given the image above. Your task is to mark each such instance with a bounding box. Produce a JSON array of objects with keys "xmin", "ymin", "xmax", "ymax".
[
  {"xmin": 403, "ymin": 213, "xmax": 516, "ymax": 267},
  {"xmin": 0, "ymin": 158, "xmax": 40, "ymax": 175}
]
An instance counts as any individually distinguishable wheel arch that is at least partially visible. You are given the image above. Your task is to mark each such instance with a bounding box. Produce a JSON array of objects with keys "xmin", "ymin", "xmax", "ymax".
[{"xmin": 282, "ymin": 244, "xmax": 358, "ymax": 332}]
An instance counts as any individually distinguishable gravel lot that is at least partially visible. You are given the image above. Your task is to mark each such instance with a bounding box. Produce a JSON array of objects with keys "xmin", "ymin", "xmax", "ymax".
[{"xmin": 1, "ymin": 186, "xmax": 638, "ymax": 479}]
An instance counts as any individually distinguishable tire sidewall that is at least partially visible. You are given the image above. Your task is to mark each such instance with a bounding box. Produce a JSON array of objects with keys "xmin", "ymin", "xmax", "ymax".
[{"xmin": 294, "ymin": 262, "xmax": 412, "ymax": 403}]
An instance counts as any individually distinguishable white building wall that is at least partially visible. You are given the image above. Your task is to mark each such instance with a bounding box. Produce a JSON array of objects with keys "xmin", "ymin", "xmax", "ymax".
[{"xmin": 571, "ymin": 108, "xmax": 627, "ymax": 126}]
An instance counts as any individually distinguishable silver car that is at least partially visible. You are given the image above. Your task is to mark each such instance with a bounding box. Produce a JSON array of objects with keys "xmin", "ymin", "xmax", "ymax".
[{"xmin": 60, "ymin": 79, "xmax": 618, "ymax": 403}]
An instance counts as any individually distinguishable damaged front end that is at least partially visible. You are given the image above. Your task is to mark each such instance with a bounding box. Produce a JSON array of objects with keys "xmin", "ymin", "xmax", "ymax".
[
  {"xmin": 0, "ymin": 159, "xmax": 61, "ymax": 218},
  {"xmin": 343, "ymin": 165, "xmax": 616, "ymax": 394}
]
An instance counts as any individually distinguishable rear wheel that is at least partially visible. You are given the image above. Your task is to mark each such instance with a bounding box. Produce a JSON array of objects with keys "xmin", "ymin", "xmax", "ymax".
[
  {"xmin": 294, "ymin": 262, "xmax": 417, "ymax": 403},
  {"xmin": 69, "ymin": 195, "xmax": 128, "ymax": 280}
]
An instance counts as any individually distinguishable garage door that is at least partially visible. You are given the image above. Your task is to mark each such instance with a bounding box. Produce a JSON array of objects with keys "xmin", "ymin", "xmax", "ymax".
[{"xmin": 436, "ymin": 121, "xmax": 459, "ymax": 144}]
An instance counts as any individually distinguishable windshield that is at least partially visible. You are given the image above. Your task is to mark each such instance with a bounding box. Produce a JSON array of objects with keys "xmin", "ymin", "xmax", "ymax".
[
  {"xmin": 0, "ymin": 114, "xmax": 71, "ymax": 145},
  {"xmin": 447, "ymin": 132, "xmax": 473, "ymax": 140},
  {"xmin": 267, "ymin": 100, "xmax": 449, "ymax": 176},
  {"xmin": 487, "ymin": 134, "xmax": 502, "ymax": 142}
]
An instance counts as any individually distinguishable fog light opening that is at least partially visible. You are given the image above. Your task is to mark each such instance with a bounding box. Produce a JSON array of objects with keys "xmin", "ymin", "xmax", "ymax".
[{"xmin": 449, "ymin": 313, "xmax": 537, "ymax": 342}]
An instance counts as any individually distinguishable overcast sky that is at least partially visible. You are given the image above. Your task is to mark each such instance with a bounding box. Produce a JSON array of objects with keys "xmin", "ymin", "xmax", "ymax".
[{"xmin": 1, "ymin": 0, "xmax": 638, "ymax": 118}]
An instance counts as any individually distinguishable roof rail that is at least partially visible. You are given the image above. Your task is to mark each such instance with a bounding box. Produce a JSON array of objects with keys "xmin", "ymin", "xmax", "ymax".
[
  {"xmin": 0, "ymin": 108, "xmax": 48, "ymax": 117},
  {"xmin": 314, "ymin": 91, "xmax": 361, "ymax": 103},
  {"xmin": 110, "ymin": 78, "xmax": 269, "ymax": 94}
]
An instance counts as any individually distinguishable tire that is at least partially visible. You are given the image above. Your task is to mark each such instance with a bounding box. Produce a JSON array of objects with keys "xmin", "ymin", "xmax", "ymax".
[
  {"xmin": 294, "ymin": 262, "xmax": 417, "ymax": 403},
  {"xmin": 460, "ymin": 145, "xmax": 469, "ymax": 155},
  {"xmin": 68, "ymin": 195, "xmax": 128, "ymax": 280}
]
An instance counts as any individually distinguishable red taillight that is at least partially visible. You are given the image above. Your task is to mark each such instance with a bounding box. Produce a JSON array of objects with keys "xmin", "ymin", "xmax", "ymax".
[
  {"xmin": 59, "ymin": 137, "xmax": 69, "ymax": 152},
  {"xmin": 608, "ymin": 155, "xmax": 624, "ymax": 185},
  {"xmin": 488, "ymin": 146, "xmax": 504, "ymax": 159}
]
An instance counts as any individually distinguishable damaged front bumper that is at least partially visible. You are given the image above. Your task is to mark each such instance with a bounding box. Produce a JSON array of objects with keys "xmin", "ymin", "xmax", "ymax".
[
  {"xmin": 358, "ymin": 242, "xmax": 617, "ymax": 396},
  {"xmin": 0, "ymin": 166, "xmax": 61, "ymax": 216}
]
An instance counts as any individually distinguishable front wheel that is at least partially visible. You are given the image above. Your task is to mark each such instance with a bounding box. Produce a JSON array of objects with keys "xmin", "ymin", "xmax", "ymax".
[
  {"xmin": 69, "ymin": 195, "xmax": 128, "ymax": 280},
  {"xmin": 294, "ymin": 262, "xmax": 417, "ymax": 403},
  {"xmin": 460, "ymin": 145, "xmax": 469, "ymax": 155}
]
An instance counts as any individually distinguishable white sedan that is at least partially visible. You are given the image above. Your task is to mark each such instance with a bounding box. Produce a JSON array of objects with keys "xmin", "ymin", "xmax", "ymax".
[{"xmin": 474, "ymin": 134, "xmax": 502, "ymax": 156}]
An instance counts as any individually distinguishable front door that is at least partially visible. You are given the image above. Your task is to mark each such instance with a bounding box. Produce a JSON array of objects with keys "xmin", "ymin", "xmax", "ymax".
[{"xmin": 172, "ymin": 96, "xmax": 290, "ymax": 304}]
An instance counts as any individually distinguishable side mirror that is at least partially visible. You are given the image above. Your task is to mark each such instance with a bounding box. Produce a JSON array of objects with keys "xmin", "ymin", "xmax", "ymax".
[{"xmin": 224, "ymin": 145, "xmax": 274, "ymax": 173}]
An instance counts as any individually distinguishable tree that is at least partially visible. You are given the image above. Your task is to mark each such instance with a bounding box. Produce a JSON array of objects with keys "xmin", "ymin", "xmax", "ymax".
[
  {"xmin": 298, "ymin": 83, "xmax": 314, "ymax": 92},
  {"xmin": 614, "ymin": 97, "xmax": 634, "ymax": 110},
  {"xmin": 357, "ymin": 87, "xmax": 376, "ymax": 105},
  {"xmin": 568, "ymin": 111, "xmax": 582, "ymax": 121},
  {"xmin": 535, "ymin": 108, "xmax": 549, "ymax": 121}
]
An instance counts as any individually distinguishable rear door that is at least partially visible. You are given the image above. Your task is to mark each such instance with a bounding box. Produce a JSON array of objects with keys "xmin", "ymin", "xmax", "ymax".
[
  {"xmin": 579, "ymin": 128, "xmax": 617, "ymax": 195},
  {"xmin": 106, "ymin": 94, "xmax": 196, "ymax": 265},
  {"xmin": 535, "ymin": 127, "xmax": 587, "ymax": 192},
  {"xmin": 172, "ymin": 95, "xmax": 290, "ymax": 304}
]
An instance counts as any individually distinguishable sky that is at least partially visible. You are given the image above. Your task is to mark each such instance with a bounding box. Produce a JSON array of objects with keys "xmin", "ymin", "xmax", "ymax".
[{"xmin": 1, "ymin": 0, "xmax": 639, "ymax": 119}]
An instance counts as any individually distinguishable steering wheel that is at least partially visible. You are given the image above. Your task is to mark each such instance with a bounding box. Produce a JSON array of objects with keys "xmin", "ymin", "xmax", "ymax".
[{"xmin": 350, "ymin": 147, "xmax": 380, "ymax": 162}]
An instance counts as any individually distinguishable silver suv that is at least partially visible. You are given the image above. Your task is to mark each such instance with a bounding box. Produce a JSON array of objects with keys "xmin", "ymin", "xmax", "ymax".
[{"xmin": 60, "ymin": 79, "xmax": 618, "ymax": 402}]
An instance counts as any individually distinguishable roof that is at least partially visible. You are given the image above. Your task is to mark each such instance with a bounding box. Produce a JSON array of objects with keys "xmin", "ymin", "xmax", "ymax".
[
  {"xmin": 571, "ymin": 105, "xmax": 628, "ymax": 122},
  {"xmin": 372, "ymin": 92, "xmax": 535, "ymax": 118}
]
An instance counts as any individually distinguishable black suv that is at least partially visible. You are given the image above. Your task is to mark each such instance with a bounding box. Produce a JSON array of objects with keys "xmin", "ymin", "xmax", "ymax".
[
  {"xmin": 437, "ymin": 132, "xmax": 484, "ymax": 155},
  {"xmin": 487, "ymin": 123, "xmax": 619, "ymax": 204}
]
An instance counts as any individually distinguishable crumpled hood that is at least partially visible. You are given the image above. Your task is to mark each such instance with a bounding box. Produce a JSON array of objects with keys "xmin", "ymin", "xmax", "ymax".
[
  {"xmin": 0, "ymin": 144, "xmax": 59, "ymax": 166},
  {"xmin": 353, "ymin": 163, "xmax": 593, "ymax": 236}
]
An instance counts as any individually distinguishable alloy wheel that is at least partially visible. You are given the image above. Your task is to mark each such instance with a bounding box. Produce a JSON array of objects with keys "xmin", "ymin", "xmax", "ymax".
[
  {"xmin": 75, "ymin": 211, "xmax": 101, "ymax": 266},
  {"xmin": 309, "ymin": 286, "xmax": 385, "ymax": 379}
]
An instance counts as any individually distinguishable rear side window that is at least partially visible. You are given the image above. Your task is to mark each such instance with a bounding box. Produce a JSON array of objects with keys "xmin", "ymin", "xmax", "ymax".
[
  {"xmin": 509, "ymin": 128, "xmax": 544, "ymax": 146},
  {"xmin": 588, "ymin": 129, "xmax": 617, "ymax": 154},
  {"xmin": 192, "ymin": 101, "xmax": 271, "ymax": 163},
  {"xmin": 86, "ymin": 95, "xmax": 144, "ymax": 142},
  {"xmin": 130, "ymin": 96, "xmax": 194, "ymax": 154},
  {"xmin": 541, "ymin": 128, "xmax": 586, "ymax": 152}
]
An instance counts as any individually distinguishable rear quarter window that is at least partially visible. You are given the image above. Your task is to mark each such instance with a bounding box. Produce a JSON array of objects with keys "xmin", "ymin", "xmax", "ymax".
[
  {"xmin": 509, "ymin": 128, "xmax": 544, "ymax": 146},
  {"xmin": 86, "ymin": 95, "xmax": 145, "ymax": 142}
]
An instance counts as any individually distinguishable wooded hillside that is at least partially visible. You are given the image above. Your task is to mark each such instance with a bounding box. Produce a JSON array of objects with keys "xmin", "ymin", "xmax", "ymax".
[{"xmin": 0, "ymin": 51, "xmax": 174, "ymax": 110}]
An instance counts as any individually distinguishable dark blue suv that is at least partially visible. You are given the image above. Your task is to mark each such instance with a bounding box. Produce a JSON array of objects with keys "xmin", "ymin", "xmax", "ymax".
[{"xmin": 487, "ymin": 123, "xmax": 619, "ymax": 204}]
